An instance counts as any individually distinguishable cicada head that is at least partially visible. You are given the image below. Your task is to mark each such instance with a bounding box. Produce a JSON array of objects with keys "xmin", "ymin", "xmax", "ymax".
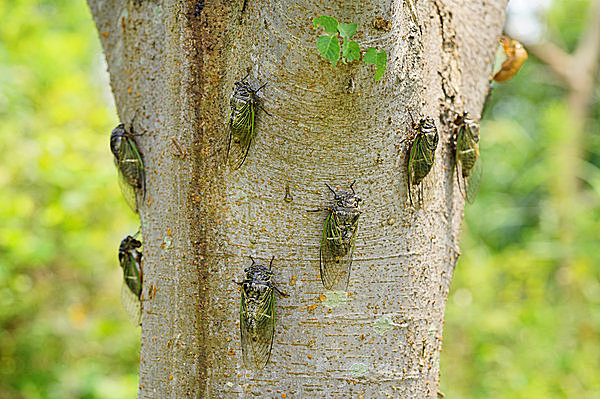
[
  {"xmin": 120, "ymin": 235, "xmax": 142, "ymax": 251},
  {"xmin": 230, "ymin": 79, "xmax": 256, "ymax": 107},
  {"xmin": 420, "ymin": 115, "xmax": 435, "ymax": 128},
  {"xmin": 335, "ymin": 191, "xmax": 361, "ymax": 209},
  {"xmin": 419, "ymin": 116, "xmax": 439, "ymax": 150},
  {"xmin": 243, "ymin": 258, "xmax": 274, "ymax": 297},
  {"xmin": 244, "ymin": 262, "xmax": 273, "ymax": 281},
  {"xmin": 110, "ymin": 123, "xmax": 126, "ymax": 158},
  {"xmin": 327, "ymin": 182, "xmax": 361, "ymax": 210},
  {"xmin": 465, "ymin": 117, "xmax": 480, "ymax": 143},
  {"xmin": 119, "ymin": 235, "xmax": 142, "ymax": 268},
  {"xmin": 456, "ymin": 112, "xmax": 480, "ymax": 143}
]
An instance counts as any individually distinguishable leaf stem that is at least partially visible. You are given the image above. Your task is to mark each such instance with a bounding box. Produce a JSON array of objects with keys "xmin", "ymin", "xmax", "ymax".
[{"xmin": 357, "ymin": 32, "xmax": 393, "ymax": 46}]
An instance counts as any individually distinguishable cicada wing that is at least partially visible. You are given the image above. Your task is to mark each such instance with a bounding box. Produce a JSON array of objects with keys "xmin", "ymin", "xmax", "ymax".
[
  {"xmin": 455, "ymin": 128, "xmax": 482, "ymax": 204},
  {"xmin": 240, "ymin": 289, "xmax": 275, "ymax": 369},
  {"xmin": 118, "ymin": 137, "xmax": 144, "ymax": 189},
  {"xmin": 320, "ymin": 212, "xmax": 358, "ymax": 291},
  {"xmin": 122, "ymin": 251, "xmax": 142, "ymax": 297},
  {"xmin": 408, "ymin": 137, "xmax": 433, "ymax": 209},
  {"xmin": 115, "ymin": 137, "xmax": 144, "ymax": 212},
  {"xmin": 227, "ymin": 103, "xmax": 255, "ymax": 170},
  {"xmin": 455, "ymin": 128, "xmax": 467, "ymax": 199},
  {"xmin": 407, "ymin": 138, "xmax": 419, "ymax": 208},
  {"xmin": 121, "ymin": 282, "xmax": 141, "ymax": 326},
  {"xmin": 117, "ymin": 168, "xmax": 138, "ymax": 213},
  {"xmin": 465, "ymin": 154, "xmax": 482, "ymax": 204}
]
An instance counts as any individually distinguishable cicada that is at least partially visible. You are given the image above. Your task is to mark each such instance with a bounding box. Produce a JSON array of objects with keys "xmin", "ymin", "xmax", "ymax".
[
  {"xmin": 118, "ymin": 234, "xmax": 143, "ymax": 326},
  {"xmin": 454, "ymin": 112, "xmax": 482, "ymax": 203},
  {"xmin": 227, "ymin": 73, "xmax": 268, "ymax": 170},
  {"xmin": 311, "ymin": 182, "xmax": 362, "ymax": 291},
  {"xmin": 110, "ymin": 121, "xmax": 145, "ymax": 213},
  {"xmin": 233, "ymin": 256, "xmax": 288, "ymax": 369},
  {"xmin": 493, "ymin": 35, "xmax": 528, "ymax": 82},
  {"xmin": 407, "ymin": 115, "xmax": 439, "ymax": 207}
]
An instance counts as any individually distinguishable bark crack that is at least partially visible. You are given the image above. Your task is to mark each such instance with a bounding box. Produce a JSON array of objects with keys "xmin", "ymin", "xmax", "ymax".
[
  {"xmin": 432, "ymin": 0, "xmax": 462, "ymax": 125},
  {"xmin": 87, "ymin": 0, "xmax": 509, "ymax": 396}
]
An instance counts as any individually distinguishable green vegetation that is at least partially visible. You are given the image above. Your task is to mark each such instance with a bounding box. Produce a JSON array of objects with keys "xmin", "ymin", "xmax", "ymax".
[
  {"xmin": 1, "ymin": 0, "xmax": 597, "ymax": 397},
  {"xmin": 0, "ymin": 0, "xmax": 139, "ymax": 397},
  {"xmin": 440, "ymin": 1, "xmax": 600, "ymax": 397},
  {"xmin": 313, "ymin": 16, "xmax": 387, "ymax": 80}
]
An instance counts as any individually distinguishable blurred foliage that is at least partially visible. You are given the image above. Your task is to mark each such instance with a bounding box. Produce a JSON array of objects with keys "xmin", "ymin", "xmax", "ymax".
[
  {"xmin": 1, "ymin": 0, "xmax": 598, "ymax": 398},
  {"xmin": 0, "ymin": 0, "xmax": 139, "ymax": 398},
  {"xmin": 441, "ymin": 0, "xmax": 600, "ymax": 398}
]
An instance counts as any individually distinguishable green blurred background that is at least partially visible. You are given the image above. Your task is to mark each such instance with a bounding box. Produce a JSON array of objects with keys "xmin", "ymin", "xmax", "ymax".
[
  {"xmin": 0, "ymin": 0, "xmax": 139, "ymax": 397},
  {"xmin": 0, "ymin": 0, "xmax": 598, "ymax": 398},
  {"xmin": 441, "ymin": 0, "xmax": 600, "ymax": 397}
]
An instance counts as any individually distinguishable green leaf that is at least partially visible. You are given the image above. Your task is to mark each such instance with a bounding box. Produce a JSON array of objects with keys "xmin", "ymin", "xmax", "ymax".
[
  {"xmin": 374, "ymin": 50, "xmax": 387, "ymax": 80},
  {"xmin": 313, "ymin": 16, "xmax": 339, "ymax": 36},
  {"xmin": 317, "ymin": 35, "xmax": 341, "ymax": 66},
  {"xmin": 342, "ymin": 40, "xmax": 361, "ymax": 63},
  {"xmin": 337, "ymin": 23, "xmax": 357, "ymax": 39},
  {"xmin": 363, "ymin": 47, "xmax": 378, "ymax": 64},
  {"xmin": 364, "ymin": 47, "xmax": 387, "ymax": 80}
]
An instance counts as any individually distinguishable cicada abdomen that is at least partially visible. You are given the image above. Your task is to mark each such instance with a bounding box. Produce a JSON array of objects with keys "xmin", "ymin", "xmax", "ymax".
[
  {"xmin": 110, "ymin": 122, "xmax": 145, "ymax": 213},
  {"xmin": 316, "ymin": 182, "xmax": 361, "ymax": 291},
  {"xmin": 234, "ymin": 256, "xmax": 287, "ymax": 369},
  {"xmin": 227, "ymin": 74, "xmax": 267, "ymax": 170},
  {"xmin": 454, "ymin": 112, "xmax": 482, "ymax": 203},
  {"xmin": 118, "ymin": 235, "xmax": 143, "ymax": 326},
  {"xmin": 407, "ymin": 115, "xmax": 439, "ymax": 208}
]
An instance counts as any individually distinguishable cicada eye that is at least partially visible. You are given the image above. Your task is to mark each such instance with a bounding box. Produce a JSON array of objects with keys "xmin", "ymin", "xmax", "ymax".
[{"xmin": 110, "ymin": 134, "xmax": 122, "ymax": 154}]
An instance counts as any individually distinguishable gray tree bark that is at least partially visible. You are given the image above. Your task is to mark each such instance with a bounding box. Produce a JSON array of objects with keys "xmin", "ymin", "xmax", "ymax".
[{"xmin": 88, "ymin": 0, "xmax": 507, "ymax": 397}]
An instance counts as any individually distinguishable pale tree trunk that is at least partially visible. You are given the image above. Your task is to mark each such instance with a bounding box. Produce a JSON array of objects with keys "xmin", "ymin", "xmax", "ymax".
[{"xmin": 88, "ymin": 0, "xmax": 506, "ymax": 397}]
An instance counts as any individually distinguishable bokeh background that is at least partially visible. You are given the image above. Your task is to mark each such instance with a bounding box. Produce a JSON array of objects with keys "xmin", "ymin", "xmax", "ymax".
[{"xmin": 1, "ymin": 0, "xmax": 598, "ymax": 398}]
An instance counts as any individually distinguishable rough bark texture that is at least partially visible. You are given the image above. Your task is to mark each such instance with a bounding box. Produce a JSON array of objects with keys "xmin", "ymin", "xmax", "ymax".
[{"xmin": 88, "ymin": 0, "xmax": 506, "ymax": 397}]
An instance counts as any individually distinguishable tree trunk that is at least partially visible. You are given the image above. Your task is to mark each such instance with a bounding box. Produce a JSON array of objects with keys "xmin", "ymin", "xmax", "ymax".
[{"xmin": 87, "ymin": 0, "xmax": 506, "ymax": 397}]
